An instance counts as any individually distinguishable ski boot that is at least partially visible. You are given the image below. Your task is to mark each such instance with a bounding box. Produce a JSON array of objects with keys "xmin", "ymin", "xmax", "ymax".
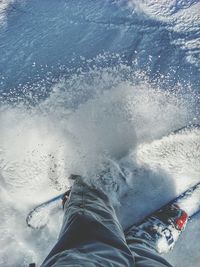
[
  {"xmin": 61, "ymin": 174, "xmax": 82, "ymax": 208},
  {"xmin": 126, "ymin": 203, "xmax": 188, "ymax": 254}
]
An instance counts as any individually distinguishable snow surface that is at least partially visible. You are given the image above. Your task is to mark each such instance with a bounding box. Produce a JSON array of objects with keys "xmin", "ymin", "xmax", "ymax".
[{"xmin": 0, "ymin": 0, "xmax": 200, "ymax": 266}]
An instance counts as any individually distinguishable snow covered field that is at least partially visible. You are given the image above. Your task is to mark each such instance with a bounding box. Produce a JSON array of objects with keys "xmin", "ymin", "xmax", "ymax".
[{"xmin": 0, "ymin": 0, "xmax": 200, "ymax": 266}]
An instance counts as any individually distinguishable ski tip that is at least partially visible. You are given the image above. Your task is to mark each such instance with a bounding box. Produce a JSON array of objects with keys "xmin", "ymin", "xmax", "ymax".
[{"xmin": 26, "ymin": 206, "xmax": 50, "ymax": 229}]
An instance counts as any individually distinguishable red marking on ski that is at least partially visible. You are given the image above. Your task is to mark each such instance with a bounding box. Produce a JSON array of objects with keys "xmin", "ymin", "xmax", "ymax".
[{"xmin": 176, "ymin": 211, "xmax": 188, "ymax": 230}]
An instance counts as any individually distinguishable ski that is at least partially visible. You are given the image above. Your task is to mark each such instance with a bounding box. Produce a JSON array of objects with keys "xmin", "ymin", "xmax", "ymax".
[
  {"xmin": 26, "ymin": 125, "xmax": 200, "ymax": 230},
  {"xmin": 26, "ymin": 190, "xmax": 70, "ymax": 229},
  {"xmin": 26, "ymin": 180, "xmax": 200, "ymax": 230},
  {"xmin": 126, "ymin": 181, "xmax": 200, "ymax": 254},
  {"xmin": 172, "ymin": 181, "xmax": 200, "ymax": 218}
]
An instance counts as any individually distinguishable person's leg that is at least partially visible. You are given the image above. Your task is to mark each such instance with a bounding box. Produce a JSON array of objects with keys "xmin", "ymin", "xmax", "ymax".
[
  {"xmin": 41, "ymin": 177, "xmax": 134, "ymax": 267},
  {"xmin": 125, "ymin": 231, "xmax": 173, "ymax": 267}
]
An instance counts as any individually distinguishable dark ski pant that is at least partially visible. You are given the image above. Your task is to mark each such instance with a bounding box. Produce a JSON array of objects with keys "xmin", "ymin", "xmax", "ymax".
[{"xmin": 41, "ymin": 180, "xmax": 172, "ymax": 267}]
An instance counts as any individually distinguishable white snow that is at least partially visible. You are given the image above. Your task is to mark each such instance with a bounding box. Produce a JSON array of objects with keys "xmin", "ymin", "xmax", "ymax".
[
  {"xmin": 129, "ymin": 0, "xmax": 200, "ymax": 67},
  {"xmin": 1, "ymin": 67, "xmax": 200, "ymax": 266},
  {"xmin": 0, "ymin": 0, "xmax": 14, "ymax": 25},
  {"xmin": 0, "ymin": 0, "xmax": 200, "ymax": 266}
]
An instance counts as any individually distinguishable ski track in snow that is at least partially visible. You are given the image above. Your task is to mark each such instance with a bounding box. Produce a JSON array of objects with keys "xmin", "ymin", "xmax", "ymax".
[
  {"xmin": 0, "ymin": 0, "xmax": 200, "ymax": 266},
  {"xmin": 129, "ymin": 0, "xmax": 200, "ymax": 68}
]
